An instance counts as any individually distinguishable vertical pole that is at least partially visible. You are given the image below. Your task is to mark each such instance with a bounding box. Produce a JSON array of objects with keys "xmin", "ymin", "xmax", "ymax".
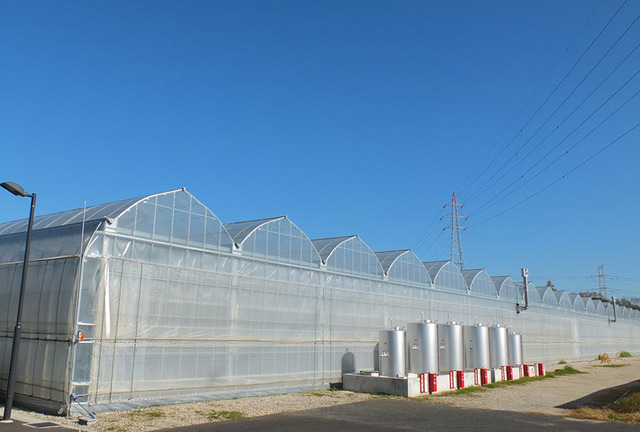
[
  {"xmin": 3, "ymin": 193, "xmax": 36, "ymax": 422},
  {"xmin": 521, "ymin": 268, "xmax": 529, "ymax": 311}
]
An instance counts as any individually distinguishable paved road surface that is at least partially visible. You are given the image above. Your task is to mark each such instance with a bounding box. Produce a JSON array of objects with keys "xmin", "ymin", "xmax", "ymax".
[{"xmin": 159, "ymin": 399, "xmax": 637, "ymax": 432}]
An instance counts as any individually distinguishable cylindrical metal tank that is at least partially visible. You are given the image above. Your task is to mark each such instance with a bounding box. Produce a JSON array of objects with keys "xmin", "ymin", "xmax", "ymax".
[
  {"xmin": 437, "ymin": 322, "xmax": 463, "ymax": 372},
  {"xmin": 407, "ymin": 321, "xmax": 438, "ymax": 374},
  {"xmin": 489, "ymin": 325, "xmax": 508, "ymax": 368},
  {"xmin": 463, "ymin": 324, "xmax": 490, "ymax": 370},
  {"xmin": 379, "ymin": 328, "xmax": 406, "ymax": 377},
  {"xmin": 508, "ymin": 332, "xmax": 523, "ymax": 366}
]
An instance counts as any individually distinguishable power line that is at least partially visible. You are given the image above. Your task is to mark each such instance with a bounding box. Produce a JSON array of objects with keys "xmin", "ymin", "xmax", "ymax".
[
  {"xmin": 470, "ymin": 66, "xmax": 640, "ymax": 217},
  {"xmin": 458, "ymin": 0, "xmax": 606, "ymax": 196},
  {"xmin": 469, "ymin": 119, "xmax": 640, "ymax": 228},
  {"xmin": 413, "ymin": 206, "xmax": 447, "ymax": 253},
  {"xmin": 462, "ymin": 0, "xmax": 629, "ymax": 203},
  {"xmin": 466, "ymin": 12, "xmax": 640, "ymax": 207}
]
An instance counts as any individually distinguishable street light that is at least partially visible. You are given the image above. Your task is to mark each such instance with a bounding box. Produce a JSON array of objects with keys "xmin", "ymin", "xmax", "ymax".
[{"xmin": 1, "ymin": 182, "xmax": 36, "ymax": 422}]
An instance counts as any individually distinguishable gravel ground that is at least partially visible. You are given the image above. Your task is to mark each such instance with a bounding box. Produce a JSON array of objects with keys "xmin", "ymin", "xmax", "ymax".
[
  {"xmin": 12, "ymin": 356, "xmax": 639, "ymax": 431},
  {"xmin": 427, "ymin": 356, "xmax": 640, "ymax": 416}
]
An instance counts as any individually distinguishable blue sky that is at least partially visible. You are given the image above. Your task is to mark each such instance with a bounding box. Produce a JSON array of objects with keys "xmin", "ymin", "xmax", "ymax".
[{"xmin": 1, "ymin": 1, "xmax": 639, "ymax": 298}]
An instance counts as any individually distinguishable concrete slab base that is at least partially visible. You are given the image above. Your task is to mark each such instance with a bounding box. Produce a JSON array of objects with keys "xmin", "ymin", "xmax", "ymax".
[{"xmin": 344, "ymin": 364, "xmax": 541, "ymax": 397}]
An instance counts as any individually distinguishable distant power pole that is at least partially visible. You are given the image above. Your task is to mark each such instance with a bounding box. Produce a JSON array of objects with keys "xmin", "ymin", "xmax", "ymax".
[
  {"xmin": 442, "ymin": 192, "xmax": 468, "ymax": 269},
  {"xmin": 597, "ymin": 264, "xmax": 608, "ymax": 298}
]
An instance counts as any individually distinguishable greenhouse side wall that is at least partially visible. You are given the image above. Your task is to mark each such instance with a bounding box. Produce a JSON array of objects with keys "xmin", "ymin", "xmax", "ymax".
[
  {"xmin": 0, "ymin": 257, "xmax": 79, "ymax": 414},
  {"xmin": 72, "ymin": 228, "xmax": 640, "ymax": 414}
]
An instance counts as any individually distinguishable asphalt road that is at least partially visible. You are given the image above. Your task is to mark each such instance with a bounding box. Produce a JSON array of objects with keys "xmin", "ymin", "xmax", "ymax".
[{"xmin": 159, "ymin": 398, "xmax": 637, "ymax": 432}]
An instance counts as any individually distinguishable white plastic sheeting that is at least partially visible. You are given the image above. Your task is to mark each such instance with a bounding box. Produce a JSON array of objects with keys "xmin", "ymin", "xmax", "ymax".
[{"xmin": 1, "ymin": 188, "xmax": 639, "ymax": 416}]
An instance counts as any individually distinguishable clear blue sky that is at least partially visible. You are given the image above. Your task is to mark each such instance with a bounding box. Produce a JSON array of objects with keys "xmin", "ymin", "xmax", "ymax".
[{"xmin": 2, "ymin": 1, "xmax": 639, "ymax": 298}]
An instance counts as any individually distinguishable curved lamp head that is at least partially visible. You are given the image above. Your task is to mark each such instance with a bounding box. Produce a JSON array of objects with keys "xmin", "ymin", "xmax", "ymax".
[{"xmin": 1, "ymin": 182, "xmax": 30, "ymax": 197}]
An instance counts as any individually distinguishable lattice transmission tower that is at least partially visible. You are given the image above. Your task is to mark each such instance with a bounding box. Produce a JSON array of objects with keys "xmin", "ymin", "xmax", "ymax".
[
  {"xmin": 597, "ymin": 264, "xmax": 608, "ymax": 298},
  {"xmin": 441, "ymin": 192, "xmax": 468, "ymax": 269}
]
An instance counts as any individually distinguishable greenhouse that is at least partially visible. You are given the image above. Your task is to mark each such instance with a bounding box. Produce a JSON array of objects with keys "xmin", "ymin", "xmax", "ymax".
[{"xmin": 1, "ymin": 188, "xmax": 639, "ymax": 416}]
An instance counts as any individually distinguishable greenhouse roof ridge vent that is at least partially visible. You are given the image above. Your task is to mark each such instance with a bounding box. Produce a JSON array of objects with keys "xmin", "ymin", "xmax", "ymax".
[
  {"xmin": 224, "ymin": 216, "xmax": 286, "ymax": 247},
  {"xmin": 311, "ymin": 235, "xmax": 357, "ymax": 263},
  {"xmin": 421, "ymin": 260, "xmax": 467, "ymax": 292},
  {"xmin": 422, "ymin": 260, "xmax": 451, "ymax": 277},
  {"xmin": 492, "ymin": 276, "xmax": 517, "ymax": 300},
  {"xmin": 461, "ymin": 269, "xmax": 499, "ymax": 297},
  {"xmin": 223, "ymin": 216, "xmax": 322, "ymax": 267},
  {"xmin": 374, "ymin": 249, "xmax": 411, "ymax": 274},
  {"xmin": 375, "ymin": 249, "xmax": 431, "ymax": 285},
  {"xmin": 460, "ymin": 269, "xmax": 483, "ymax": 286}
]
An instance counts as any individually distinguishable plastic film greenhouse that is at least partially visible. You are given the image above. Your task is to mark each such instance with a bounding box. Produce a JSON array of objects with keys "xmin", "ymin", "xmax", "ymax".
[{"xmin": 1, "ymin": 188, "xmax": 639, "ymax": 415}]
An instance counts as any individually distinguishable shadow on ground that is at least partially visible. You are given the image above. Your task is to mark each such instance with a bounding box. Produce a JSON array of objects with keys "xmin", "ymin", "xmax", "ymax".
[{"xmin": 556, "ymin": 379, "xmax": 640, "ymax": 410}]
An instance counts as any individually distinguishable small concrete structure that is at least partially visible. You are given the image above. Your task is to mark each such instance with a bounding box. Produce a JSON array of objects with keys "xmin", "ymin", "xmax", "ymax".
[
  {"xmin": 344, "ymin": 364, "xmax": 539, "ymax": 397},
  {"xmin": 343, "ymin": 374, "xmax": 421, "ymax": 397}
]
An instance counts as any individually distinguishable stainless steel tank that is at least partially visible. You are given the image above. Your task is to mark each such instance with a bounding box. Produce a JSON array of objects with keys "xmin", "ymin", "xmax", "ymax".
[
  {"xmin": 437, "ymin": 322, "xmax": 463, "ymax": 372},
  {"xmin": 508, "ymin": 332, "xmax": 523, "ymax": 366},
  {"xmin": 379, "ymin": 328, "xmax": 406, "ymax": 377},
  {"xmin": 489, "ymin": 325, "xmax": 508, "ymax": 368},
  {"xmin": 463, "ymin": 324, "xmax": 490, "ymax": 370},
  {"xmin": 407, "ymin": 321, "xmax": 438, "ymax": 374}
]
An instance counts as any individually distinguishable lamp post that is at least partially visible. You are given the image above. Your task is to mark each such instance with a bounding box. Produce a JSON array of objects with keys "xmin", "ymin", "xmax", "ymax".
[{"xmin": 1, "ymin": 182, "xmax": 36, "ymax": 422}]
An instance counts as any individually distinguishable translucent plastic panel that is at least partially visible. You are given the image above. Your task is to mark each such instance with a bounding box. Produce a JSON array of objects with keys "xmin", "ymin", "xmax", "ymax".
[
  {"xmin": 571, "ymin": 294, "xmax": 586, "ymax": 312},
  {"xmin": 324, "ymin": 237, "xmax": 384, "ymax": 278},
  {"xmin": 596, "ymin": 301, "xmax": 608, "ymax": 317},
  {"xmin": 515, "ymin": 282, "xmax": 540, "ymax": 305},
  {"xmin": 556, "ymin": 291, "xmax": 573, "ymax": 309},
  {"xmin": 116, "ymin": 190, "xmax": 232, "ymax": 252},
  {"xmin": 430, "ymin": 261, "xmax": 467, "ymax": 292},
  {"xmin": 385, "ymin": 251, "xmax": 431, "ymax": 286},
  {"xmin": 238, "ymin": 218, "xmax": 321, "ymax": 267},
  {"xmin": 0, "ymin": 196, "xmax": 141, "ymax": 236},
  {"xmin": 462, "ymin": 269, "xmax": 497, "ymax": 297},
  {"xmin": 585, "ymin": 299, "xmax": 597, "ymax": 313},
  {"xmin": 0, "ymin": 258, "xmax": 77, "ymax": 337},
  {"xmin": 0, "ymin": 222, "xmax": 101, "ymax": 263},
  {"xmin": 0, "ymin": 264, "xmax": 19, "ymax": 333},
  {"xmin": 539, "ymin": 287, "xmax": 558, "ymax": 307},
  {"xmin": 494, "ymin": 277, "xmax": 518, "ymax": 302}
]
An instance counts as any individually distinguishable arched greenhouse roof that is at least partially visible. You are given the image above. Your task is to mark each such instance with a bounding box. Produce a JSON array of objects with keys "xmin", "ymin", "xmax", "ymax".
[
  {"xmin": 311, "ymin": 235, "xmax": 384, "ymax": 277},
  {"xmin": 492, "ymin": 276, "xmax": 518, "ymax": 301},
  {"xmin": 375, "ymin": 250, "xmax": 431, "ymax": 286},
  {"xmin": 569, "ymin": 294, "xmax": 586, "ymax": 312},
  {"xmin": 518, "ymin": 282, "xmax": 540, "ymax": 305},
  {"xmin": 312, "ymin": 235, "xmax": 356, "ymax": 263},
  {"xmin": 554, "ymin": 290, "xmax": 573, "ymax": 309},
  {"xmin": 0, "ymin": 196, "xmax": 142, "ymax": 263},
  {"xmin": 224, "ymin": 216, "xmax": 321, "ymax": 267},
  {"xmin": 619, "ymin": 306, "xmax": 630, "ymax": 319},
  {"xmin": 0, "ymin": 188, "xmax": 235, "ymax": 262},
  {"xmin": 596, "ymin": 300, "xmax": 609, "ymax": 317},
  {"xmin": 461, "ymin": 269, "xmax": 498, "ymax": 297},
  {"xmin": 0, "ymin": 196, "xmax": 143, "ymax": 236},
  {"xmin": 224, "ymin": 216, "xmax": 284, "ymax": 247},
  {"xmin": 585, "ymin": 298, "xmax": 597, "ymax": 313},
  {"xmin": 114, "ymin": 189, "xmax": 234, "ymax": 252},
  {"xmin": 422, "ymin": 260, "xmax": 467, "ymax": 292},
  {"xmin": 537, "ymin": 286, "xmax": 558, "ymax": 307}
]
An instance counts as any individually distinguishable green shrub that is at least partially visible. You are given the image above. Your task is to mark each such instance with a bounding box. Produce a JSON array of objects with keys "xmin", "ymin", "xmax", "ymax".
[
  {"xmin": 207, "ymin": 410, "xmax": 245, "ymax": 421},
  {"xmin": 549, "ymin": 365, "xmax": 583, "ymax": 377},
  {"xmin": 620, "ymin": 351, "xmax": 632, "ymax": 358}
]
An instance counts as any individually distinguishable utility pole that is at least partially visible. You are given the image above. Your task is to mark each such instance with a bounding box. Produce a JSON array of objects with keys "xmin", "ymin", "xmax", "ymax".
[{"xmin": 441, "ymin": 192, "xmax": 468, "ymax": 269}]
